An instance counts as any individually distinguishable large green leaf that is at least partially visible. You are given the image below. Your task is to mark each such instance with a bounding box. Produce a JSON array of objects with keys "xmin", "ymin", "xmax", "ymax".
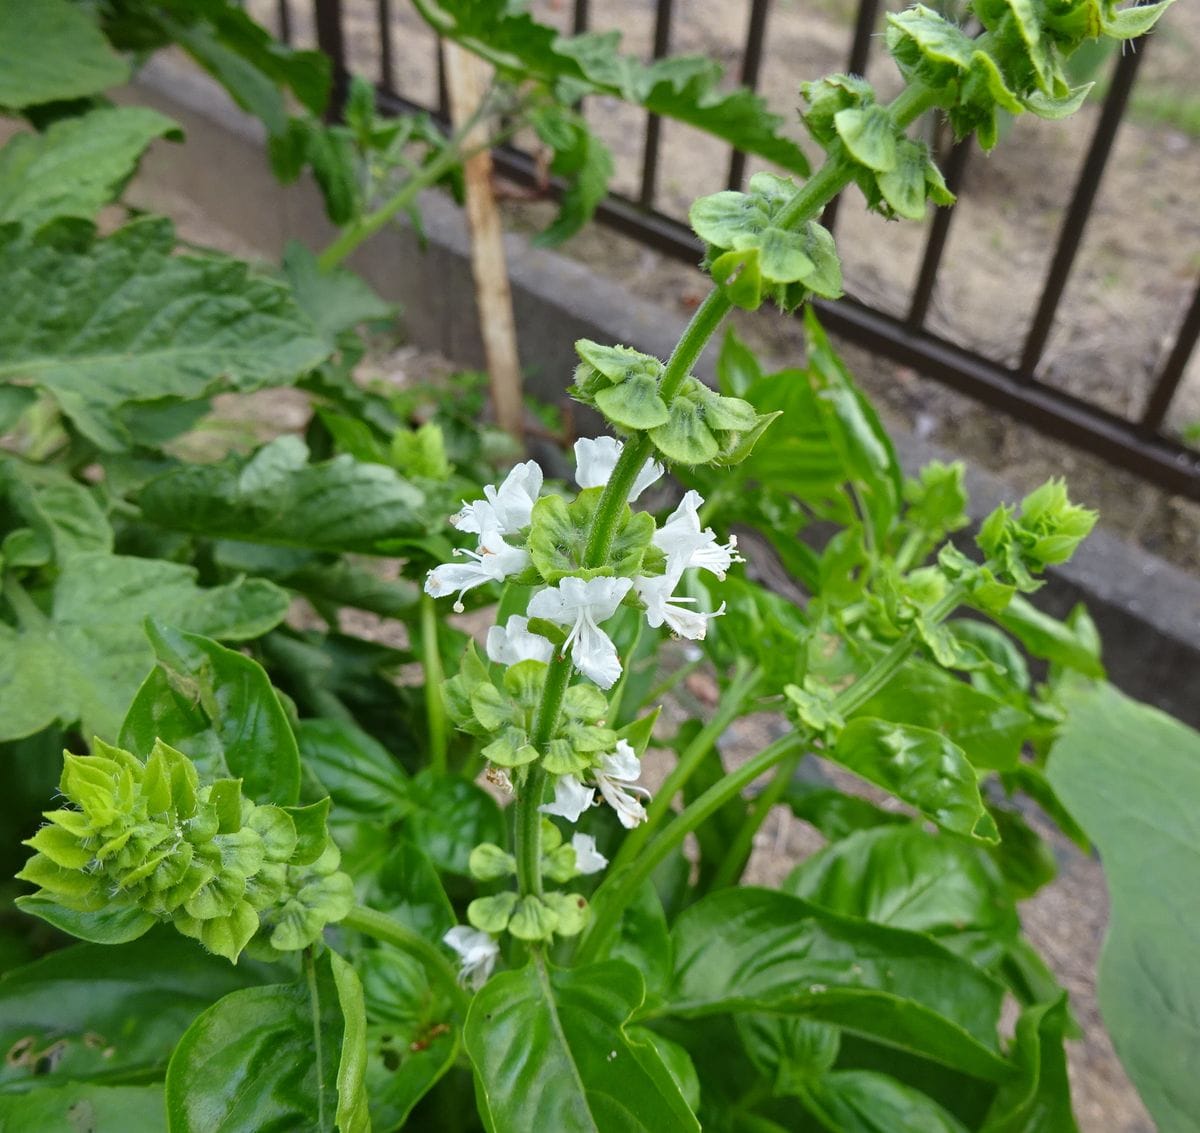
[
  {"xmin": 784, "ymin": 825, "xmax": 1018, "ymax": 941},
  {"xmin": 0, "ymin": 933, "xmax": 270, "ymax": 1093},
  {"xmin": 415, "ymin": 0, "xmax": 808, "ymax": 174},
  {"xmin": 165, "ymin": 951, "xmax": 367, "ymax": 1133},
  {"xmin": 0, "ymin": 0, "xmax": 128, "ymax": 108},
  {"xmin": 405, "ymin": 770, "xmax": 506, "ymax": 877},
  {"xmin": 0, "ymin": 218, "xmax": 327, "ymax": 450},
  {"xmin": 663, "ymin": 888, "xmax": 1009, "ymax": 1080},
  {"xmin": 137, "ymin": 435, "xmax": 427, "ymax": 553},
  {"xmin": 800, "ymin": 1069, "xmax": 971, "ymax": 1132},
  {"xmin": 357, "ymin": 947, "xmax": 458, "ymax": 1128},
  {"xmin": 299, "ymin": 717, "xmax": 410, "ymax": 819},
  {"xmin": 119, "ymin": 622, "xmax": 301, "ymax": 806},
  {"xmin": 281, "ymin": 241, "xmax": 394, "ymax": 345},
  {"xmin": 0, "ymin": 1083, "xmax": 165, "ymax": 1132},
  {"xmin": 464, "ymin": 956, "xmax": 700, "ymax": 1132},
  {"xmin": 0, "ymin": 107, "xmax": 181, "ymax": 230},
  {"xmin": 1047, "ymin": 682, "xmax": 1200, "ymax": 1133},
  {"xmin": 829, "ymin": 719, "xmax": 999, "ymax": 843},
  {"xmin": 982, "ymin": 997, "xmax": 1077, "ymax": 1133},
  {"xmin": 854, "ymin": 660, "xmax": 1031, "ymax": 771},
  {"xmin": 0, "ymin": 552, "xmax": 288, "ymax": 742},
  {"xmin": 0, "ymin": 457, "xmax": 113, "ymax": 563}
]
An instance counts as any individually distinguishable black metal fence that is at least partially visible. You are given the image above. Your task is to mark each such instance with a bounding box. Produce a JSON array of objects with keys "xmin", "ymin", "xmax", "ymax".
[{"xmin": 285, "ymin": 0, "xmax": 1200, "ymax": 500}]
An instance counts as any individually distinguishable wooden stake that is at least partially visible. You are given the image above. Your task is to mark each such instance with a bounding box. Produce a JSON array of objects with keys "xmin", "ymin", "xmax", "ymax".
[{"xmin": 443, "ymin": 41, "xmax": 525, "ymax": 444}]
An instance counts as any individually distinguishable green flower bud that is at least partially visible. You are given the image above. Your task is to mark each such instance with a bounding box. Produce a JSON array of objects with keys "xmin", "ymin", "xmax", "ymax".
[{"xmin": 17, "ymin": 739, "xmax": 353, "ymax": 964}]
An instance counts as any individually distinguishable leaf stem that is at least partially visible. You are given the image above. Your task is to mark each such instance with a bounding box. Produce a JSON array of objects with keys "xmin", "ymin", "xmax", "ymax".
[
  {"xmin": 609, "ymin": 657, "xmax": 760, "ymax": 874},
  {"xmin": 343, "ymin": 905, "xmax": 471, "ymax": 1013},
  {"xmin": 709, "ymin": 743, "xmax": 804, "ymax": 889},
  {"xmin": 420, "ymin": 593, "xmax": 449, "ymax": 776},
  {"xmin": 577, "ymin": 731, "xmax": 805, "ymax": 964}
]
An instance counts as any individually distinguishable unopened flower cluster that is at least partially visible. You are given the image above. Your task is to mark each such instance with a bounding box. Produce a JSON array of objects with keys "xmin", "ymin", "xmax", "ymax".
[{"xmin": 18, "ymin": 739, "xmax": 353, "ymax": 963}]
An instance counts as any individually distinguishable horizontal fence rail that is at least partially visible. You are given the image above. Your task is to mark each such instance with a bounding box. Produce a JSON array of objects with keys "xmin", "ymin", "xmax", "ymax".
[{"xmin": 295, "ymin": 0, "xmax": 1200, "ymax": 501}]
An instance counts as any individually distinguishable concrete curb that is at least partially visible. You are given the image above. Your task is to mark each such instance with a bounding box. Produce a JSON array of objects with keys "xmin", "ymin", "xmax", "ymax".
[{"xmin": 126, "ymin": 57, "xmax": 1200, "ymax": 725}]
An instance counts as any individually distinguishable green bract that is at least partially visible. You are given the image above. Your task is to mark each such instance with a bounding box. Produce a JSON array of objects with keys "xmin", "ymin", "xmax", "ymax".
[
  {"xmin": 17, "ymin": 739, "xmax": 353, "ymax": 963},
  {"xmin": 690, "ymin": 173, "xmax": 844, "ymax": 310}
]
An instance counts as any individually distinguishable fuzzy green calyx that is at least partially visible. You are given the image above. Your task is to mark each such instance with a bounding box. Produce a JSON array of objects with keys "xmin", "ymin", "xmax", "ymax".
[{"xmin": 16, "ymin": 739, "xmax": 353, "ymax": 963}]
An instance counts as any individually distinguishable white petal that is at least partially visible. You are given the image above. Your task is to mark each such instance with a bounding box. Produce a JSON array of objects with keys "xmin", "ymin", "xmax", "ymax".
[
  {"xmin": 486, "ymin": 615, "xmax": 554, "ymax": 666},
  {"xmin": 489, "ymin": 460, "xmax": 543, "ymax": 531},
  {"xmin": 539, "ymin": 774, "xmax": 595, "ymax": 823},
  {"xmin": 571, "ymin": 833, "xmax": 608, "ymax": 875},
  {"xmin": 574, "ymin": 437, "xmax": 622, "ymax": 489},
  {"xmin": 595, "ymin": 776, "xmax": 648, "ymax": 829},
  {"xmin": 629, "ymin": 457, "xmax": 665, "ymax": 502},
  {"xmin": 574, "ymin": 437, "xmax": 663, "ymax": 502},
  {"xmin": 600, "ymin": 739, "xmax": 641, "ymax": 784},
  {"xmin": 443, "ymin": 925, "xmax": 499, "ymax": 989},
  {"xmin": 572, "ymin": 622, "xmax": 623, "ymax": 689},
  {"xmin": 558, "ymin": 575, "xmax": 633, "ymax": 623},
  {"xmin": 635, "ymin": 573, "xmax": 714, "ymax": 639},
  {"xmin": 527, "ymin": 584, "xmax": 568, "ymax": 624},
  {"xmin": 450, "ymin": 498, "xmax": 499, "ymax": 536}
]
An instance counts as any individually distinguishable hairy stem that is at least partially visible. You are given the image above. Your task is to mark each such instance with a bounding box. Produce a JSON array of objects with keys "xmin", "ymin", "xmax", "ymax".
[{"xmin": 514, "ymin": 657, "xmax": 573, "ymax": 898}]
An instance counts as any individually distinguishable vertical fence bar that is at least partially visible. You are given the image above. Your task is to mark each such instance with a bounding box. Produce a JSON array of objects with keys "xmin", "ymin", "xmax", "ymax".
[
  {"xmin": 277, "ymin": 0, "xmax": 292, "ymax": 44},
  {"xmin": 377, "ymin": 0, "xmax": 394, "ymax": 91},
  {"xmin": 1018, "ymin": 40, "xmax": 1149, "ymax": 376},
  {"xmin": 726, "ymin": 0, "xmax": 772, "ymax": 191},
  {"xmin": 907, "ymin": 138, "xmax": 973, "ymax": 328},
  {"xmin": 573, "ymin": 0, "xmax": 590, "ymax": 34},
  {"xmin": 822, "ymin": 0, "xmax": 882, "ymax": 234},
  {"xmin": 436, "ymin": 38, "xmax": 449, "ymax": 119},
  {"xmin": 314, "ymin": 0, "xmax": 348, "ymax": 116},
  {"xmin": 639, "ymin": 0, "xmax": 676, "ymax": 209},
  {"xmin": 1141, "ymin": 278, "xmax": 1200, "ymax": 434}
]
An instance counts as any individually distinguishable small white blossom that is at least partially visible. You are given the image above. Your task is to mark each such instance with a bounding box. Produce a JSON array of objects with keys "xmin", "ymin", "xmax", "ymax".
[
  {"xmin": 486, "ymin": 615, "xmax": 554, "ymax": 666},
  {"xmin": 574, "ymin": 437, "xmax": 664, "ymax": 503},
  {"xmin": 425, "ymin": 522, "xmax": 529, "ymax": 612},
  {"xmin": 571, "ymin": 833, "xmax": 608, "ymax": 875},
  {"xmin": 654, "ymin": 490, "xmax": 740, "ymax": 579},
  {"xmin": 594, "ymin": 740, "xmax": 651, "ymax": 829},
  {"xmin": 539, "ymin": 774, "xmax": 594, "ymax": 823},
  {"xmin": 634, "ymin": 570, "xmax": 724, "ymax": 640},
  {"xmin": 451, "ymin": 460, "xmax": 543, "ymax": 536},
  {"xmin": 443, "ymin": 925, "xmax": 500, "ymax": 989},
  {"xmin": 527, "ymin": 576, "xmax": 633, "ymax": 689}
]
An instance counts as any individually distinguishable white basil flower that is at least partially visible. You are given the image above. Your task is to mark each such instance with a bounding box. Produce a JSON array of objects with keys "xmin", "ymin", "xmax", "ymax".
[
  {"xmin": 424, "ymin": 522, "xmax": 529, "ymax": 612},
  {"xmin": 571, "ymin": 833, "xmax": 608, "ymax": 875},
  {"xmin": 526, "ymin": 576, "xmax": 633, "ymax": 689},
  {"xmin": 486, "ymin": 615, "xmax": 554, "ymax": 666},
  {"xmin": 539, "ymin": 773, "xmax": 595, "ymax": 823},
  {"xmin": 634, "ymin": 570, "xmax": 724, "ymax": 640},
  {"xmin": 451, "ymin": 460, "xmax": 543, "ymax": 536},
  {"xmin": 594, "ymin": 740, "xmax": 651, "ymax": 829},
  {"xmin": 654, "ymin": 489, "xmax": 740, "ymax": 579},
  {"xmin": 443, "ymin": 925, "xmax": 500, "ymax": 989},
  {"xmin": 574, "ymin": 437, "xmax": 664, "ymax": 503}
]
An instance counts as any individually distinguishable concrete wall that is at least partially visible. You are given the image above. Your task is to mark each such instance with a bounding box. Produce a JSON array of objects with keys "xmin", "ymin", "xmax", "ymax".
[{"xmin": 123, "ymin": 57, "xmax": 1200, "ymax": 725}]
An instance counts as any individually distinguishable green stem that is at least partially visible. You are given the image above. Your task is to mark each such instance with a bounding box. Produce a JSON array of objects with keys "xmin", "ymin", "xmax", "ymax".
[
  {"xmin": 578, "ymin": 572, "xmax": 976, "ymax": 962},
  {"xmin": 318, "ymin": 139, "xmax": 470, "ymax": 270},
  {"xmin": 577, "ymin": 732, "xmax": 805, "ymax": 964},
  {"xmin": 609, "ymin": 658, "xmax": 760, "ymax": 874},
  {"xmin": 420, "ymin": 593, "xmax": 449, "ymax": 777},
  {"xmin": 303, "ymin": 949, "xmax": 328, "ymax": 1130},
  {"xmin": 343, "ymin": 905, "xmax": 471, "ymax": 1014},
  {"xmin": 710, "ymin": 744, "xmax": 803, "ymax": 890},
  {"xmin": 514, "ymin": 657, "xmax": 573, "ymax": 898}
]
